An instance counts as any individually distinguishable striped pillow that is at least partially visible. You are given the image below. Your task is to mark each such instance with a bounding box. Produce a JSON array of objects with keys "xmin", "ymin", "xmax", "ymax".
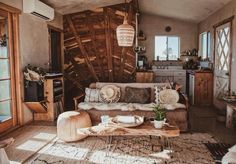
[{"xmin": 84, "ymin": 88, "xmax": 101, "ymax": 102}]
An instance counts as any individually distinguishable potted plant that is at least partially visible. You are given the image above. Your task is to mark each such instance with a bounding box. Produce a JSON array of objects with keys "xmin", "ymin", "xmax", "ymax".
[
  {"xmin": 0, "ymin": 34, "xmax": 7, "ymax": 47},
  {"xmin": 152, "ymin": 104, "xmax": 166, "ymax": 128}
]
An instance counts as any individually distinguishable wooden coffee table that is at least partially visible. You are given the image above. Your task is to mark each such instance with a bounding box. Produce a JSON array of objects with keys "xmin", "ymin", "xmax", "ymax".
[
  {"xmin": 77, "ymin": 121, "xmax": 180, "ymax": 138},
  {"xmin": 77, "ymin": 120, "xmax": 179, "ymax": 152}
]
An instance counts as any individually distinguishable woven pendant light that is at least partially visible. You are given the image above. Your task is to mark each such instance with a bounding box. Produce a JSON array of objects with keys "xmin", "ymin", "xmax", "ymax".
[{"xmin": 116, "ymin": 1, "xmax": 135, "ymax": 47}]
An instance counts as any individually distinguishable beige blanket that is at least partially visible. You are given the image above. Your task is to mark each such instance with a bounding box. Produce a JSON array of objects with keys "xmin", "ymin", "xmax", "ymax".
[{"xmin": 78, "ymin": 102, "xmax": 186, "ymax": 111}]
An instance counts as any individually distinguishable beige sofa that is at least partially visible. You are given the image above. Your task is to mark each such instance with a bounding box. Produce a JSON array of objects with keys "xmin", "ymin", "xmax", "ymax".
[{"xmin": 75, "ymin": 82, "xmax": 189, "ymax": 131}]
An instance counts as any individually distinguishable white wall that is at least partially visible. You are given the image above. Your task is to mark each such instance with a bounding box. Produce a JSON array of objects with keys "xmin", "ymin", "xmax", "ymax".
[
  {"xmin": 0, "ymin": 0, "xmax": 63, "ymax": 123},
  {"xmin": 139, "ymin": 14, "xmax": 198, "ymax": 62},
  {"xmin": 198, "ymin": 0, "xmax": 236, "ymax": 94}
]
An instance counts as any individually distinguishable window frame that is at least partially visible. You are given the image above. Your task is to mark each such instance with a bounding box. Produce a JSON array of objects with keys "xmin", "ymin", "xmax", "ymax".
[
  {"xmin": 154, "ymin": 35, "xmax": 180, "ymax": 61},
  {"xmin": 199, "ymin": 31, "xmax": 211, "ymax": 60},
  {"xmin": 0, "ymin": 3, "xmax": 21, "ymax": 133}
]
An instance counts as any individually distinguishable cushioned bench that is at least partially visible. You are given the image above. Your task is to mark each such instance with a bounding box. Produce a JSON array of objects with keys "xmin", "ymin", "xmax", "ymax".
[{"xmin": 75, "ymin": 82, "xmax": 189, "ymax": 131}]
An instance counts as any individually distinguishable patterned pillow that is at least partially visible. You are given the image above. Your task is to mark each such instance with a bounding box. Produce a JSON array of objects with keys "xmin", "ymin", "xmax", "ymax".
[
  {"xmin": 84, "ymin": 88, "xmax": 101, "ymax": 102},
  {"xmin": 154, "ymin": 85, "xmax": 172, "ymax": 104},
  {"xmin": 100, "ymin": 85, "xmax": 121, "ymax": 103},
  {"xmin": 124, "ymin": 87, "xmax": 151, "ymax": 104},
  {"xmin": 159, "ymin": 89, "xmax": 179, "ymax": 104}
]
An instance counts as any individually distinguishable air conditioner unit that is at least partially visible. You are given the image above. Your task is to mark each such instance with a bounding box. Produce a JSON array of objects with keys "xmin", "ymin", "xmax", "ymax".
[{"xmin": 23, "ymin": 0, "xmax": 55, "ymax": 21}]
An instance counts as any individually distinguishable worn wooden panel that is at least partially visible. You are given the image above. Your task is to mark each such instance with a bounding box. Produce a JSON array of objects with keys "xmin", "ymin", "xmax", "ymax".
[{"xmin": 63, "ymin": 2, "xmax": 137, "ymax": 108}]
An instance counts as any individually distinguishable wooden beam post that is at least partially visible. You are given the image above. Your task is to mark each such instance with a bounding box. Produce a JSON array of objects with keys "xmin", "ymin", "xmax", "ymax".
[
  {"xmin": 86, "ymin": 12, "xmax": 105, "ymax": 81},
  {"xmin": 65, "ymin": 15, "xmax": 99, "ymax": 82},
  {"xmin": 104, "ymin": 8, "xmax": 114, "ymax": 82}
]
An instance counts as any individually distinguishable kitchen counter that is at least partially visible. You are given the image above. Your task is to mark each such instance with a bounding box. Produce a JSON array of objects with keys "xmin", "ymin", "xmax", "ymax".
[{"xmin": 186, "ymin": 69, "xmax": 213, "ymax": 74}]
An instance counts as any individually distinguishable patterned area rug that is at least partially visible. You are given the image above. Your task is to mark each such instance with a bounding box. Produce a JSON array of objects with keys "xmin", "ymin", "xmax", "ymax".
[{"xmin": 30, "ymin": 133, "xmax": 217, "ymax": 164}]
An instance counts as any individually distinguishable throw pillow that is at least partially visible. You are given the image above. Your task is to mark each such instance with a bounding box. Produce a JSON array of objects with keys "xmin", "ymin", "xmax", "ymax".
[
  {"xmin": 159, "ymin": 89, "xmax": 179, "ymax": 104},
  {"xmin": 229, "ymin": 145, "xmax": 236, "ymax": 153},
  {"xmin": 154, "ymin": 85, "xmax": 172, "ymax": 104},
  {"xmin": 124, "ymin": 87, "xmax": 151, "ymax": 104},
  {"xmin": 84, "ymin": 88, "xmax": 101, "ymax": 102},
  {"xmin": 100, "ymin": 85, "xmax": 121, "ymax": 103}
]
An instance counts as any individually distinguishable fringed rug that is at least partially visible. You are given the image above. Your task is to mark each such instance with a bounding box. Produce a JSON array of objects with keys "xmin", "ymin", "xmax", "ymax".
[{"xmin": 30, "ymin": 133, "xmax": 217, "ymax": 164}]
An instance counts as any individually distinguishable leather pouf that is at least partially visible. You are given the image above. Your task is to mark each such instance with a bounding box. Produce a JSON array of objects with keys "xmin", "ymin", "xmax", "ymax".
[{"xmin": 57, "ymin": 111, "xmax": 92, "ymax": 142}]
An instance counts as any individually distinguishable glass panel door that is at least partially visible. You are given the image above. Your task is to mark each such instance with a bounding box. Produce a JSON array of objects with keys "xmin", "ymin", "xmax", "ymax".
[
  {"xmin": 214, "ymin": 22, "xmax": 231, "ymax": 109},
  {"xmin": 0, "ymin": 12, "xmax": 12, "ymax": 123}
]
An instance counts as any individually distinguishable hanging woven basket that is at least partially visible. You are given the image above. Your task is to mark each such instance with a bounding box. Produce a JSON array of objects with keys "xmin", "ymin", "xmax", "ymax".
[{"xmin": 116, "ymin": 19, "xmax": 135, "ymax": 47}]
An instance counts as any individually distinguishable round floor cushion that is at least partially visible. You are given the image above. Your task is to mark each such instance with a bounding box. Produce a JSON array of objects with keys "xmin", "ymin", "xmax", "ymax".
[{"xmin": 57, "ymin": 111, "xmax": 92, "ymax": 142}]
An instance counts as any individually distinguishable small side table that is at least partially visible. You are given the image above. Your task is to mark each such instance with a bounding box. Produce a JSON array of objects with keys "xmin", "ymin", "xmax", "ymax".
[{"xmin": 226, "ymin": 102, "xmax": 236, "ymax": 128}]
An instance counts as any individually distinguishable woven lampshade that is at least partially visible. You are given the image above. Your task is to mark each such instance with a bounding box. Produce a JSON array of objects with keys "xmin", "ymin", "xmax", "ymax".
[{"xmin": 116, "ymin": 18, "xmax": 135, "ymax": 47}]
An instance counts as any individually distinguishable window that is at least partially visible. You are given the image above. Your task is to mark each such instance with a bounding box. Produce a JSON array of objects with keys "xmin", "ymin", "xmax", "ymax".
[
  {"xmin": 0, "ymin": 13, "xmax": 12, "ymax": 122},
  {"xmin": 155, "ymin": 36, "xmax": 180, "ymax": 60},
  {"xmin": 199, "ymin": 31, "xmax": 211, "ymax": 59}
]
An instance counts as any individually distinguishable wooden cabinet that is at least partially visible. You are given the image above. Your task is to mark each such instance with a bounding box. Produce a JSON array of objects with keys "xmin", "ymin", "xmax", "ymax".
[
  {"xmin": 136, "ymin": 71, "xmax": 154, "ymax": 83},
  {"xmin": 194, "ymin": 72, "xmax": 213, "ymax": 106},
  {"xmin": 25, "ymin": 76, "xmax": 64, "ymax": 121}
]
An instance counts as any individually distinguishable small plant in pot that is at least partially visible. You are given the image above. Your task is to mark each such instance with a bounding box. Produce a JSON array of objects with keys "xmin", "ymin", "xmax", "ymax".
[{"xmin": 152, "ymin": 104, "xmax": 166, "ymax": 128}]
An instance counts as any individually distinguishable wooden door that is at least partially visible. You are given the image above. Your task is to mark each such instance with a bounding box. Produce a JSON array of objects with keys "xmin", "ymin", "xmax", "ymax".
[
  {"xmin": 48, "ymin": 26, "xmax": 63, "ymax": 73},
  {"xmin": 214, "ymin": 22, "xmax": 232, "ymax": 109},
  {"xmin": 0, "ymin": 10, "xmax": 17, "ymax": 133}
]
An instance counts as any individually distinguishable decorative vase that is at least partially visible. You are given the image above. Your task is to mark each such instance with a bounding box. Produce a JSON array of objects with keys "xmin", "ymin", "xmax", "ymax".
[{"xmin": 153, "ymin": 119, "xmax": 166, "ymax": 129}]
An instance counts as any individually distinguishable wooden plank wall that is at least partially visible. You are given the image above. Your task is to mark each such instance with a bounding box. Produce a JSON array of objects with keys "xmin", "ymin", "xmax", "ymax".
[{"xmin": 63, "ymin": 2, "xmax": 137, "ymax": 108}]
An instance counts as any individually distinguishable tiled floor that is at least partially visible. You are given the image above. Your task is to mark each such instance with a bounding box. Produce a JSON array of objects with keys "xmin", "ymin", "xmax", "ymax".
[{"xmin": 189, "ymin": 106, "xmax": 236, "ymax": 144}]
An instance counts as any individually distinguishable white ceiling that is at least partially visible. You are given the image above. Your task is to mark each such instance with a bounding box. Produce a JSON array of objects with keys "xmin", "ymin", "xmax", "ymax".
[
  {"xmin": 41, "ymin": 0, "xmax": 232, "ymax": 23},
  {"xmin": 41, "ymin": 0, "xmax": 125, "ymax": 15},
  {"xmin": 139, "ymin": 0, "xmax": 232, "ymax": 23}
]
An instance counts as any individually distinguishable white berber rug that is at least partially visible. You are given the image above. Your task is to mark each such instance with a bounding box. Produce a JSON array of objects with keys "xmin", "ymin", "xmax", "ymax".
[{"xmin": 30, "ymin": 133, "xmax": 217, "ymax": 164}]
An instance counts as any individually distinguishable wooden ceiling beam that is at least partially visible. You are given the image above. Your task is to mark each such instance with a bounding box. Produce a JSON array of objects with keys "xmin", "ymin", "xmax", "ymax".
[
  {"xmin": 66, "ymin": 45, "xmax": 79, "ymax": 51},
  {"xmin": 104, "ymin": 8, "xmax": 114, "ymax": 82},
  {"xmin": 65, "ymin": 15, "xmax": 99, "ymax": 82},
  {"xmin": 118, "ymin": 3, "xmax": 133, "ymax": 82}
]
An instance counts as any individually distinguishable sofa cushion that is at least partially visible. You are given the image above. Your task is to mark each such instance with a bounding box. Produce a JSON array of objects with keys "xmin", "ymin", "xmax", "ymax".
[
  {"xmin": 124, "ymin": 87, "xmax": 151, "ymax": 104},
  {"xmin": 100, "ymin": 85, "xmax": 121, "ymax": 103},
  {"xmin": 229, "ymin": 145, "xmax": 236, "ymax": 153},
  {"xmin": 222, "ymin": 152, "xmax": 236, "ymax": 164},
  {"xmin": 84, "ymin": 88, "xmax": 101, "ymax": 102},
  {"xmin": 159, "ymin": 89, "xmax": 180, "ymax": 104},
  {"xmin": 95, "ymin": 82, "xmax": 172, "ymax": 102}
]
